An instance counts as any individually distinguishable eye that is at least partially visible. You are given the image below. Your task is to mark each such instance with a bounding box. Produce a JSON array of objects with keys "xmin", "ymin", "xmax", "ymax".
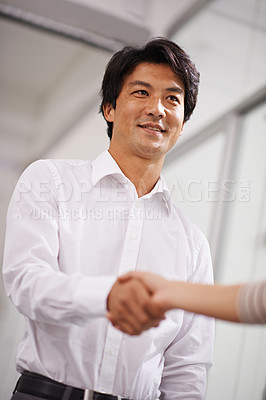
[
  {"xmin": 167, "ymin": 95, "xmax": 180, "ymax": 103},
  {"xmin": 133, "ymin": 90, "xmax": 148, "ymax": 96}
]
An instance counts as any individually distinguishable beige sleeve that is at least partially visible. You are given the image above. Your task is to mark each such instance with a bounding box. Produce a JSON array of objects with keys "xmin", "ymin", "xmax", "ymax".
[{"xmin": 238, "ymin": 280, "xmax": 266, "ymax": 324}]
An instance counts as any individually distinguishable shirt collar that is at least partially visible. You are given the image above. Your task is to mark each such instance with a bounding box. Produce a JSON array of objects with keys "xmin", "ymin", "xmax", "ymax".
[
  {"xmin": 91, "ymin": 150, "xmax": 172, "ymax": 214},
  {"xmin": 91, "ymin": 150, "xmax": 129, "ymax": 186},
  {"xmin": 146, "ymin": 174, "xmax": 172, "ymax": 214}
]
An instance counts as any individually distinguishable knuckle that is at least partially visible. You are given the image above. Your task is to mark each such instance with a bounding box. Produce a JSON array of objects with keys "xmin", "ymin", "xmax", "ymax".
[
  {"xmin": 138, "ymin": 313, "xmax": 149, "ymax": 325},
  {"xmin": 128, "ymin": 327, "xmax": 136, "ymax": 336},
  {"xmin": 142, "ymin": 298, "xmax": 150, "ymax": 308},
  {"xmin": 120, "ymin": 295, "xmax": 130, "ymax": 307},
  {"xmin": 133, "ymin": 327, "xmax": 142, "ymax": 335}
]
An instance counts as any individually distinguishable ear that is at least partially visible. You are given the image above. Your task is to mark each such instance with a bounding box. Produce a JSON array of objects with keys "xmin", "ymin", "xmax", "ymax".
[{"xmin": 103, "ymin": 103, "xmax": 115, "ymax": 122}]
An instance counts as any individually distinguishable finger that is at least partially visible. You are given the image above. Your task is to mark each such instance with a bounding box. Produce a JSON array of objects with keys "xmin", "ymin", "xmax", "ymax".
[
  {"xmin": 120, "ymin": 295, "xmax": 165, "ymax": 333},
  {"xmin": 112, "ymin": 316, "xmax": 163, "ymax": 335},
  {"xmin": 106, "ymin": 311, "xmax": 112, "ymax": 321},
  {"xmin": 109, "ymin": 304, "xmax": 165, "ymax": 335},
  {"xmin": 120, "ymin": 272, "xmax": 162, "ymax": 295},
  {"xmin": 108, "ymin": 290, "xmax": 147, "ymax": 329},
  {"xmin": 109, "ymin": 311, "xmax": 146, "ymax": 335},
  {"xmin": 124, "ymin": 281, "xmax": 155, "ymax": 321},
  {"xmin": 119, "ymin": 293, "xmax": 151, "ymax": 328},
  {"xmin": 114, "ymin": 285, "xmax": 152, "ymax": 329},
  {"xmin": 118, "ymin": 271, "xmax": 147, "ymax": 284},
  {"xmin": 108, "ymin": 279, "xmax": 162, "ymax": 332},
  {"xmin": 117, "ymin": 272, "xmax": 134, "ymax": 283}
]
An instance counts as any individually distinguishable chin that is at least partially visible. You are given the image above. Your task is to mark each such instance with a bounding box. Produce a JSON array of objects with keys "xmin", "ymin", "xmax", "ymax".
[{"xmin": 138, "ymin": 146, "xmax": 166, "ymax": 158}]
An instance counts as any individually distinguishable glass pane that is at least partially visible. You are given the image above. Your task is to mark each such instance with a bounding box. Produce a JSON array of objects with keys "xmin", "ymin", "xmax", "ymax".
[
  {"xmin": 163, "ymin": 131, "xmax": 225, "ymax": 239},
  {"xmin": 171, "ymin": 0, "xmax": 266, "ymax": 140},
  {"xmin": 206, "ymin": 100, "xmax": 266, "ymax": 400}
]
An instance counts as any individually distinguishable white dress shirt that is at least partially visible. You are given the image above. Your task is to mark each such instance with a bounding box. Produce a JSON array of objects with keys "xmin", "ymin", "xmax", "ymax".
[{"xmin": 3, "ymin": 150, "xmax": 214, "ymax": 400}]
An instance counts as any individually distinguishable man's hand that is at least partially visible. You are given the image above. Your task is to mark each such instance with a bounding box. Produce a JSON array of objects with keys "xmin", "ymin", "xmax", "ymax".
[{"xmin": 107, "ymin": 277, "xmax": 165, "ymax": 335}]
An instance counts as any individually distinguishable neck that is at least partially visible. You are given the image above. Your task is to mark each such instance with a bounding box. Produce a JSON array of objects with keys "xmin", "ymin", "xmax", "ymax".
[{"xmin": 108, "ymin": 148, "xmax": 164, "ymax": 198}]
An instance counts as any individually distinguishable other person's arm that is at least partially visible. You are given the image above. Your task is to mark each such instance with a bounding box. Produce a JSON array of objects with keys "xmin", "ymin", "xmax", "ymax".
[{"xmin": 118, "ymin": 272, "xmax": 266, "ymax": 324}]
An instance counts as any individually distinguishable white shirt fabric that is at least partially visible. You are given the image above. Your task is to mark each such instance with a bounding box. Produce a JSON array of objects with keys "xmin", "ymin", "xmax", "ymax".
[{"xmin": 3, "ymin": 150, "xmax": 214, "ymax": 400}]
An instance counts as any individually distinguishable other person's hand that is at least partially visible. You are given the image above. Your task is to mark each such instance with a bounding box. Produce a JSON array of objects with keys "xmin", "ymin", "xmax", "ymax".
[{"xmin": 118, "ymin": 271, "xmax": 176, "ymax": 313}]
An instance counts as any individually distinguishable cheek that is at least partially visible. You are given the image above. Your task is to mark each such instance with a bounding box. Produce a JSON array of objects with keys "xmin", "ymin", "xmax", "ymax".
[
  {"xmin": 169, "ymin": 111, "xmax": 184, "ymax": 129},
  {"xmin": 116, "ymin": 104, "xmax": 136, "ymax": 123},
  {"xmin": 168, "ymin": 120, "xmax": 183, "ymax": 142}
]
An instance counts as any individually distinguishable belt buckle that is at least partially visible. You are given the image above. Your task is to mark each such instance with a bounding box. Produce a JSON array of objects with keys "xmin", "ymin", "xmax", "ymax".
[
  {"xmin": 83, "ymin": 389, "xmax": 123, "ymax": 400},
  {"xmin": 83, "ymin": 389, "xmax": 93, "ymax": 400}
]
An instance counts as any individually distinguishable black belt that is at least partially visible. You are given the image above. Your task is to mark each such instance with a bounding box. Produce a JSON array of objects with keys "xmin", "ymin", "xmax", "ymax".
[{"xmin": 14, "ymin": 371, "xmax": 130, "ymax": 400}]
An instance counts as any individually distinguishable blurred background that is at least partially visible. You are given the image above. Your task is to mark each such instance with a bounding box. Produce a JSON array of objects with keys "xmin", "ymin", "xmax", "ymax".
[{"xmin": 0, "ymin": 0, "xmax": 265, "ymax": 398}]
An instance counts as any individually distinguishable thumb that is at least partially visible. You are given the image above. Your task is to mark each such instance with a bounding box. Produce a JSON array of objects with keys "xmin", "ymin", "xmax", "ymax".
[{"xmin": 117, "ymin": 271, "xmax": 135, "ymax": 283}]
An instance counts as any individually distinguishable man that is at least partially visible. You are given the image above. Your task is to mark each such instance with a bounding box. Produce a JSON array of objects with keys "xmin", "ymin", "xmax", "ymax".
[{"xmin": 3, "ymin": 38, "xmax": 214, "ymax": 400}]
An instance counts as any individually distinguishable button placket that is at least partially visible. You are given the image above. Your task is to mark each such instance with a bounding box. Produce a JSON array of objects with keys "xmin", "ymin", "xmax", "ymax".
[
  {"xmin": 97, "ymin": 325, "xmax": 123, "ymax": 393},
  {"xmin": 97, "ymin": 199, "xmax": 145, "ymax": 393},
  {"xmin": 118, "ymin": 199, "xmax": 144, "ymax": 274}
]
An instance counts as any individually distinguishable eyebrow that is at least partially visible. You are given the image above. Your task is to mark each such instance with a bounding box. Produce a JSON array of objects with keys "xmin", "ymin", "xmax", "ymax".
[{"xmin": 128, "ymin": 80, "xmax": 184, "ymax": 94}]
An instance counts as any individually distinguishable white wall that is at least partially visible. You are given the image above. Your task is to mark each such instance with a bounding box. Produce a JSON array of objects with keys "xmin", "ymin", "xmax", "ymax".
[{"xmin": 46, "ymin": 104, "xmax": 109, "ymax": 160}]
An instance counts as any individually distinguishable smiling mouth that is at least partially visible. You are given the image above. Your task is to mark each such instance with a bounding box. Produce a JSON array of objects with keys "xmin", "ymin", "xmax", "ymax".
[{"xmin": 138, "ymin": 124, "xmax": 166, "ymax": 133}]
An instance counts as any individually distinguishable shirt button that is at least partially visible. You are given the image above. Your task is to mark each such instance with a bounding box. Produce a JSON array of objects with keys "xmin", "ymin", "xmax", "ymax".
[{"xmin": 130, "ymin": 233, "xmax": 137, "ymax": 240}]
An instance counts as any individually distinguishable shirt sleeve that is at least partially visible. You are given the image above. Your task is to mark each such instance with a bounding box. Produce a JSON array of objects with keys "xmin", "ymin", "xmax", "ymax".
[
  {"xmin": 2, "ymin": 160, "xmax": 116, "ymax": 327},
  {"xmin": 159, "ymin": 236, "xmax": 215, "ymax": 400},
  {"xmin": 238, "ymin": 280, "xmax": 266, "ymax": 324}
]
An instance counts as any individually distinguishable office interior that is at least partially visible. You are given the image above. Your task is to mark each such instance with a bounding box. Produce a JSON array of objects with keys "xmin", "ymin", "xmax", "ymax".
[{"xmin": 0, "ymin": 0, "xmax": 265, "ymax": 398}]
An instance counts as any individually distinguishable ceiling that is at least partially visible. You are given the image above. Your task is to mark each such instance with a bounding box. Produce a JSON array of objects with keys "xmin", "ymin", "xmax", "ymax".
[
  {"xmin": 0, "ymin": 0, "xmax": 212, "ymax": 170},
  {"xmin": 0, "ymin": 0, "xmax": 210, "ymax": 47}
]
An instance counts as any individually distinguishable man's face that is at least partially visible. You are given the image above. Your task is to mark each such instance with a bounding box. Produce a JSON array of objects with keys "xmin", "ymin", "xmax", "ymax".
[{"xmin": 104, "ymin": 62, "xmax": 185, "ymax": 161}]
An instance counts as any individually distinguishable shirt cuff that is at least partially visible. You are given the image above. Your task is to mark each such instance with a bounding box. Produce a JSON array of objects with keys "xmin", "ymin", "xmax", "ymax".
[{"xmin": 73, "ymin": 276, "xmax": 117, "ymax": 321}]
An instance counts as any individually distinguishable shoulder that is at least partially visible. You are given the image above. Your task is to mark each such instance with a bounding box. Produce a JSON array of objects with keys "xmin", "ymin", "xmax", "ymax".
[
  {"xmin": 10, "ymin": 159, "xmax": 95, "ymax": 209},
  {"xmin": 23, "ymin": 158, "xmax": 92, "ymax": 172},
  {"xmin": 20, "ymin": 159, "xmax": 93, "ymax": 182},
  {"xmin": 13, "ymin": 159, "xmax": 93, "ymax": 201}
]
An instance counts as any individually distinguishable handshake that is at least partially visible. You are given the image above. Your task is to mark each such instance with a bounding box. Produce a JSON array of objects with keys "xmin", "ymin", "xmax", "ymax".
[
  {"xmin": 107, "ymin": 271, "xmax": 249, "ymax": 330},
  {"xmin": 107, "ymin": 271, "xmax": 175, "ymax": 335}
]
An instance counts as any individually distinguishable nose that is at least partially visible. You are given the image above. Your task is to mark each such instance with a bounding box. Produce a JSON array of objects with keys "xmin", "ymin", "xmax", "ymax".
[{"xmin": 145, "ymin": 97, "xmax": 166, "ymax": 118}]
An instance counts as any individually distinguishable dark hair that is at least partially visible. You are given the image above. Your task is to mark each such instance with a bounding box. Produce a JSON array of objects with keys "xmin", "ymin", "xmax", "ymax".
[{"xmin": 100, "ymin": 37, "xmax": 200, "ymax": 139}]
